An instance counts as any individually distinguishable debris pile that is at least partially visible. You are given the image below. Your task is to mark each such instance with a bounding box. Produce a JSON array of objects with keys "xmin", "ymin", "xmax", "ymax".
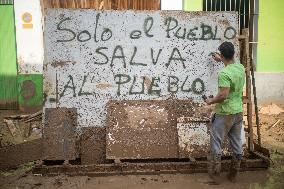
[
  {"xmin": 259, "ymin": 103, "xmax": 284, "ymax": 115},
  {"xmin": 256, "ymin": 104, "xmax": 284, "ymax": 143},
  {"xmin": 1, "ymin": 111, "xmax": 42, "ymax": 147}
]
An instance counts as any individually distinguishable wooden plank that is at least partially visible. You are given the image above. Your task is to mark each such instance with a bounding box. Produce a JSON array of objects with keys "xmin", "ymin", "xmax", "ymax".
[
  {"xmin": 33, "ymin": 158, "xmax": 269, "ymax": 176},
  {"xmin": 41, "ymin": 0, "xmax": 161, "ymax": 10},
  {"xmin": 242, "ymin": 29, "xmax": 254, "ymax": 151}
]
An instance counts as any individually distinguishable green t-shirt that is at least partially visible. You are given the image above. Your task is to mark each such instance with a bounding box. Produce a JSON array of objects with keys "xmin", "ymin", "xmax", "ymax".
[{"xmin": 215, "ymin": 62, "xmax": 245, "ymax": 115}]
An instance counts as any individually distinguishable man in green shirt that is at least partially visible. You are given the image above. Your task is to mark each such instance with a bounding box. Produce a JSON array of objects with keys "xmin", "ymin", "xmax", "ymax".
[{"xmin": 205, "ymin": 42, "xmax": 245, "ymax": 184}]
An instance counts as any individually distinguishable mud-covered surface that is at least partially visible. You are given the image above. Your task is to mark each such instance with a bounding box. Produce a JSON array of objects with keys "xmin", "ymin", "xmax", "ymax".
[
  {"xmin": 0, "ymin": 110, "xmax": 42, "ymax": 169},
  {"xmin": 0, "ymin": 170, "xmax": 270, "ymax": 189},
  {"xmin": 80, "ymin": 127, "xmax": 109, "ymax": 164},
  {"xmin": 106, "ymin": 100, "xmax": 213, "ymax": 159},
  {"xmin": 43, "ymin": 108, "xmax": 78, "ymax": 160},
  {"xmin": 106, "ymin": 100, "xmax": 178, "ymax": 159},
  {"xmin": 175, "ymin": 100, "xmax": 213, "ymax": 158},
  {"xmin": 0, "ymin": 139, "xmax": 42, "ymax": 170},
  {"xmin": 177, "ymin": 122, "xmax": 210, "ymax": 158},
  {"xmin": 0, "ymin": 104, "xmax": 284, "ymax": 188}
]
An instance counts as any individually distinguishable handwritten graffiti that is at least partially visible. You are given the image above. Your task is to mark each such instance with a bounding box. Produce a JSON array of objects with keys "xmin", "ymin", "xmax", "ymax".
[
  {"xmin": 164, "ymin": 17, "xmax": 237, "ymax": 40},
  {"xmin": 56, "ymin": 14, "xmax": 113, "ymax": 43},
  {"xmin": 59, "ymin": 74, "xmax": 205, "ymax": 98},
  {"xmin": 53, "ymin": 13, "xmax": 236, "ymax": 99},
  {"xmin": 45, "ymin": 10, "xmax": 239, "ymax": 127},
  {"xmin": 90, "ymin": 45, "xmax": 185, "ymax": 69},
  {"xmin": 56, "ymin": 14, "xmax": 237, "ymax": 43}
]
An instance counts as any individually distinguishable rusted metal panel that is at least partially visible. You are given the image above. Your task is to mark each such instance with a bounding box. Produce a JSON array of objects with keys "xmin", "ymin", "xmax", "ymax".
[
  {"xmin": 43, "ymin": 10, "xmax": 239, "ymax": 129},
  {"xmin": 176, "ymin": 120, "xmax": 237, "ymax": 158},
  {"xmin": 177, "ymin": 122, "xmax": 210, "ymax": 158},
  {"xmin": 0, "ymin": 139, "xmax": 42, "ymax": 170},
  {"xmin": 106, "ymin": 100, "xmax": 178, "ymax": 159},
  {"xmin": 80, "ymin": 127, "xmax": 107, "ymax": 164},
  {"xmin": 43, "ymin": 108, "xmax": 78, "ymax": 160}
]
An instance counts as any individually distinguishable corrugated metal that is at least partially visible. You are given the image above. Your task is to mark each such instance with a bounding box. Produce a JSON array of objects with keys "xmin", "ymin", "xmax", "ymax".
[
  {"xmin": 42, "ymin": 0, "xmax": 160, "ymax": 10},
  {"xmin": 0, "ymin": 5, "xmax": 18, "ymax": 109},
  {"xmin": 0, "ymin": 0, "xmax": 13, "ymax": 5}
]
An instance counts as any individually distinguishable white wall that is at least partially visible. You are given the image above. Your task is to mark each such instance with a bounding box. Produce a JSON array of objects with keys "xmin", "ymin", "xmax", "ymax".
[
  {"xmin": 255, "ymin": 73, "xmax": 284, "ymax": 105},
  {"xmin": 43, "ymin": 10, "xmax": 239, "ymax": 127},
  {"xmin": 161, "ymin": 0, "xmax": 183, "ymax": 10},
  {"xmin": 14, "ymin": 0, "xmax": 44, "ymax": 74}
]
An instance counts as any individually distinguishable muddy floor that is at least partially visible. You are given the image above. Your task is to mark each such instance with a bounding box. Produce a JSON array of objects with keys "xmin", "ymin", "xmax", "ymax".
[
  {"xmin": 0, "ymin": 171, "xmax": 270, "ymax": 189},
  {"xmin": 0, "ymin": 104, "xmax": 284, "ymax": 189}
]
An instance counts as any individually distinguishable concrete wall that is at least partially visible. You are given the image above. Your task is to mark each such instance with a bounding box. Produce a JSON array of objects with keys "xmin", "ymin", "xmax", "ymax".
[
  {"xmin": 14, "ymin": 0, "xmax": 44, "ymax": 111},
  {"xmin": 14, "ymin": 0, "xmax": 44, "ymax": 74},
  {"xmin": 255, "ymin": 0, "xmax": 284, "ymax": 105},
  {"xmin": 43, "ymin": 10, "xmax": 239, "ymax": 127},
  {"xmin": 255, "ymin": 73, "xmax": 284, "ymax": 105}
]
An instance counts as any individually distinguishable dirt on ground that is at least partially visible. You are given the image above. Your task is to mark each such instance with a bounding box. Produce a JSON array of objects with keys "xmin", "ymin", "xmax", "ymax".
[{"xmin": 0, "ymin": 104, "xmax": 283, "ymax": 189}]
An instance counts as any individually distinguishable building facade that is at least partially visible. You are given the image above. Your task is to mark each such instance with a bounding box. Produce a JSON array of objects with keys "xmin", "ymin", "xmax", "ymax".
[{"xmin": 0, "ymin": 0, "xmax": 282, "ymax": 111}]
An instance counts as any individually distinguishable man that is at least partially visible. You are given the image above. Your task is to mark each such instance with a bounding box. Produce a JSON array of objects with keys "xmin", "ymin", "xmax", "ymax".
[{"xmin": 205, "ymin": 41, "xmax": 245, "ymax": 184}]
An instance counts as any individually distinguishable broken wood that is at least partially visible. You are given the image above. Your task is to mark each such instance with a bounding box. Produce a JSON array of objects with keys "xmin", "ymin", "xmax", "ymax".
[
  {"xmin": 266, "ymin": 119, "xmax": 281, "ymax": 130},
  {"xmin": 4, "ymin": 119, "xmax": 17, "ymax": 136},
  {"xmin": 4, "ymin": 114, "xmax": 29, "ymax": 119},
  {"xmin": 251, "ymin": 151, "xmax": 271, "ymax": 165},
  {"xmin": 22, "ymin": 110, "xmax": 42, "ymax": 123},
  {"xmin": 237, "ymin": 35, "xmax": 246, "ymax": 40}
]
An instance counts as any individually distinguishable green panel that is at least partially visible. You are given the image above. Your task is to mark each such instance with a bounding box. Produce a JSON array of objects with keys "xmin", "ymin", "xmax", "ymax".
[
  {"xmin": 257, "ymin": 0, "xmax": 284, "ymax": 72},
  {"xmin": 0, "ymin": 5, "xmax": 18, "ymax": 109},
  {"xmin": 18, "ymin": 74, "xmax": 43, "ymax": 110},
  {"xmin": 183, "ymin": 0, "xmax": 203, "ymax": 11}
]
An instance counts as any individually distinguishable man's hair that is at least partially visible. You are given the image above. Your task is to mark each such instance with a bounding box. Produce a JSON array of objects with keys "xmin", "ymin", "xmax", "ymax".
[{"xmin": 218, "ymin": 41, "xmax": 235, "ymax": 60}]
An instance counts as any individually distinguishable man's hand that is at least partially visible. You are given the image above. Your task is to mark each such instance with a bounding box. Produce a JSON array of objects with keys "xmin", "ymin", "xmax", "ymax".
[
  {"xmin": 202, "ymin": 95, "xmax": 214, "ymax": 105},
  {"xmin": 212, "ymin": 52, "xmax": 222, "ymax": 62},
  {"xmin": 205, "ymin": 88, "xmax": 230, "ymax": 105},
  {"xmin": 205, "ymin": 97, "xmax": 213, "ymax": 105}
]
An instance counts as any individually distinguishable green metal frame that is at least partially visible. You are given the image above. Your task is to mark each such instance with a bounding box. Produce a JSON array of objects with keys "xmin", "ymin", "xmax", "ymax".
[{"xmin": 0, "ymin": 4, "xmax": 18, "ymax": 109}]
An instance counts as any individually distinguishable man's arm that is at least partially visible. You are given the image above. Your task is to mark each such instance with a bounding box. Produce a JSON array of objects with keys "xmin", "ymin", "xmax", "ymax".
[{"xmin": 205, "ymin": 87, "xmax": 230, "ymax": 105}]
